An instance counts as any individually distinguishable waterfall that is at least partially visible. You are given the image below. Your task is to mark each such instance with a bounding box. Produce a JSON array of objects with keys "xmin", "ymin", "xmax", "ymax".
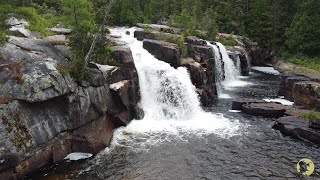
[
  {"xmin": 208, "ymin": 42, "xmax": 250, "ymax": 98},
  {"xmin": 105, "ymin": 28, "xmax": 240, "ymax": 146},
  {"xmin": 236, "ymin": 55, "xmax": 241, "ymax": 75},
  {"xmin": 216, "ymin": 42, "xmax": 240, "ymax": 81}
]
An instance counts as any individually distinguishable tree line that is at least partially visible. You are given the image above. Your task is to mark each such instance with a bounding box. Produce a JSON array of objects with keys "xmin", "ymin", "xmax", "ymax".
[{"xmin": 0, "ymin": 0, "xmax": 319, "ymax": 58}]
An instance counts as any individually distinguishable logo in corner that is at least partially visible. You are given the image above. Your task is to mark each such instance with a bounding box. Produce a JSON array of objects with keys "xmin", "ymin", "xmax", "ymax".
[{"xmin": 297, "ymin": 158, "xmax": 315, "ymax": 176}]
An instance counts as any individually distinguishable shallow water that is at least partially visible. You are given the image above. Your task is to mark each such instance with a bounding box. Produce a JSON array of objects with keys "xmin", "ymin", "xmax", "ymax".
[{"xmin": 27, "ymin": 71, "xmax": 320, "ymax": 180}]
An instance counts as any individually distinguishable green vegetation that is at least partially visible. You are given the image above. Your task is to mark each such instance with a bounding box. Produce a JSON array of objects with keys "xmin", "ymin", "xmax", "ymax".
[
  {"xmin": 300, "ymin": 111, "xmax": 320, "ymax": 121},
  {"xmin": 0, "ymin": 0, "xmax": 319, "ymax": 77},
  {"xmin": 218, "ymin": 35, "xmax": 238, "ymax": 47},
  {"xmin": 282, "ymin": 53, "xmax": 320, "ymax": 73}
]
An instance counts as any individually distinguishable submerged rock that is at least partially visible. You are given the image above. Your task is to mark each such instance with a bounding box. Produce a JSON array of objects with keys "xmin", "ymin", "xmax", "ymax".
[
  {"xmin": 232, "ymin": 99, "xmax": 266, "ymax": 110},
  {"xmin": 273, "ymin": 116, "xmax": 320, "ymax": 146}
]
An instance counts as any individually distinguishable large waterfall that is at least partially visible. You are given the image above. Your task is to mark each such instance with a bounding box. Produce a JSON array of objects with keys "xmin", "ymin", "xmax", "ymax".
[{"xmin": 107, "ymin": 28, "xmax": 240, "ymax": 148}]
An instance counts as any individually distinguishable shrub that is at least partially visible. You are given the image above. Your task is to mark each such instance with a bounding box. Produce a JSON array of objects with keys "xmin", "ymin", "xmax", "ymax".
[
  {"xmin": 300, "ymin": 111, "xmax": 320, "ymax": 121},
  {"xmin": 13, "ymin": 6, "xmax": 48, "ymax": 33}
]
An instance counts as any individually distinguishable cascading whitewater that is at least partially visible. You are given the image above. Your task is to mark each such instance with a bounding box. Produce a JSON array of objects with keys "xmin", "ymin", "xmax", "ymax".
[
  {"xmin": 208, "ymin": 41, "xmax": 250, "ymax": 98},
  {"xmin": 216, "ymin": 42, "xmax": 240, "ymax": 81},
  {"xmin": 106, "ymin": 28, "xmax": 241, "ymax": 150},
  {"xmin": 207, "ymin": 42, "xmax": 226, "ymax": 98}
]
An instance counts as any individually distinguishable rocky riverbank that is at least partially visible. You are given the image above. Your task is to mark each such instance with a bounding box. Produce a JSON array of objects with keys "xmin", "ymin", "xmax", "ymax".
[
  {"xmin": 0, "ymin": 19, "xmax": 144, "ymax": 179},
  {"xmin": 230, "ymin": 57, "xmax": 320, "ymax": 146}
]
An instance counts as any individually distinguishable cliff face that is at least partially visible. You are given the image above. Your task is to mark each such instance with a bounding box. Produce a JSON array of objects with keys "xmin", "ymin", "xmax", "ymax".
[{"xmin": 0, "ymin": 35, "xmax": 143, "ymax": 178}]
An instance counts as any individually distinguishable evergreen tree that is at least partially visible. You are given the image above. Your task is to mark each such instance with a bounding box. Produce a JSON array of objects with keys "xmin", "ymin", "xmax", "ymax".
[{"xmin": 285, "ymin": 0, "xmax": 320, "ymax": 56}]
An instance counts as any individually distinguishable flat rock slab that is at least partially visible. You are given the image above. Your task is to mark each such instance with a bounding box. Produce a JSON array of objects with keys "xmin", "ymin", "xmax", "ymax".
[
  {"xmin": 232, "ymin": 99, "xmax": 266, "ymax": 110},
  {"xmin": 273, "ymin": 116, "xmax": 320, "ymax": 145},
  {"xmin": 242, "ymin": 103, "xmax": 286, "ymax": 118}
]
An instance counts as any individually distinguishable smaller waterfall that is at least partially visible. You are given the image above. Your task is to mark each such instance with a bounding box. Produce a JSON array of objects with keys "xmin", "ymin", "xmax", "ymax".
[
  {"xmin": 208, "ymin": 42, "xmax": 251, "ymax": 98},
  {"xmin": 236, "ymin": 55, "xmax": 241, "ymax": 75},
  {"xmin": 216, "ymin": 42, "xmax": 240, "ymax": 81}
]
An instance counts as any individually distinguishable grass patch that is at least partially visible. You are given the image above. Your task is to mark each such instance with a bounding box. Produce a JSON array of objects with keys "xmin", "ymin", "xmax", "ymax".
[
  {"xmin": 282, "ymin": 53, "xmax": 320, "ymax": 73},
  {"xmin": 300, "ymin": 111, "xmax": 320, "ymax": 121}
]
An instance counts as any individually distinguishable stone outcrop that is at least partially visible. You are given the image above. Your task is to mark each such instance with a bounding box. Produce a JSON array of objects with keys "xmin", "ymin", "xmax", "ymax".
[
  {"xmin": 218, "ymin": 33, "xmax": 271, "ymax": 66},
  {"xmin": 273, "ymin": 116, "xmax": 320, "ymax": 146},
  {"xmin": 143, "ymin": 39, "xmax": 180, "ymax": 67},
  {"xmin": 0, "ymin": 34, "xmax": 142, "ymax": 178},
  {"xmin": 293, "ymin": 81, "xmax": 320, "ymax": 110},
  {"xmin": 278, "ymin": 75, "xmax": 310, "ymax": 101}
]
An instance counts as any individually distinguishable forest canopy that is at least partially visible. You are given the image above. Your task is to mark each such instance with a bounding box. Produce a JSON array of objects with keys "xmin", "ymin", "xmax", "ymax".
[{"xmin": 0, "ymin": 0, "xmax": 319, "ymax": 58}]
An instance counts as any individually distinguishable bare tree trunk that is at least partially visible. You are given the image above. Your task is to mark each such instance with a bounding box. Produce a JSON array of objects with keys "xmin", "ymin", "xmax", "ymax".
[{"xmin": 80, "ymin": 0, "xmax": 115, "ymax": 80}]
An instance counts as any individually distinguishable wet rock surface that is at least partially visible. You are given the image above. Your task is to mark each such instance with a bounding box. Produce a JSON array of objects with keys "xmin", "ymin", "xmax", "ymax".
[
  {"xmin": 232, "ymin": 99, "xmax": 267, "ymax": 110},
  {"xmin": 242, "ymin": 103, "xmax": 287, "ymax": 118},
  {"xmin": 273, "ymin": 116, "xmax": 320, "ymax": 145}
]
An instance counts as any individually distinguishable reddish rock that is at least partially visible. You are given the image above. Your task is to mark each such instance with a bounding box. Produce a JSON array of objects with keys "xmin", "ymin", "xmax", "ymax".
[
  {"xmin": 143, "ymin": 39, "xmax": 180, "ymax": 67},
  {"xmin": 242, "ymin": 103, "xmax": 286, "ymax": 118},
  {"xmin": 293, "ymin": 81, "xmax": 320, "ymax": 110}
]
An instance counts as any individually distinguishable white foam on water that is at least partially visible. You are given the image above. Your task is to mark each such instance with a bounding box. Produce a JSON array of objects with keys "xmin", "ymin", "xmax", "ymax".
[
  {"xmin": 64, "ymin": 153, "xmax": 93, "ymax": 161},
  {"xmin": 229, "ymin": 110, "xmax": 241, "ymax": 113},
  {"xmin": 251, "ymin": 66, "xmax": 280, "ymax": 75},
  {"xmin": 264, "ymin": 98, "xmax": 294, "ymax": 106},
  {"xmin": 106, "ymin": 28, "xmax": 244, "ymax": 150}
]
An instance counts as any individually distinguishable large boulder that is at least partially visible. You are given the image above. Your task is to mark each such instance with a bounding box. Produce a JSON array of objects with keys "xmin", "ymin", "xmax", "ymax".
[
  {"xmin": 273, "ymin": 116, "xmax": 320, "ymax": 146},
  {"xmin": 293, "ymin": 81, "xmax": 320, "ymax": 110},
  {"xmin": 242, "ymin": 103, "xmax": 287, "ymax": 118},
  {"xmin": 143, "ymin": 39, "xmax": 180, "ymax": 67}
]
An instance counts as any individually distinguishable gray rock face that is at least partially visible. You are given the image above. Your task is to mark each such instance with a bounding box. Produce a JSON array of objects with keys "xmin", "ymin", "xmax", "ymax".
[
  {"xmin": 273, "ymin": 116, "xmax": 320, "ymax": 146},
  {"xmin": 0, "ymin": 36, "xmax": 142, "ymax": 178},
  {"xmin": 44, "ymin": 35, "xmax": 67, "ymax": 45},
  {"xmin": 143, "ymin": 39, "xmax": 180, "ymax": 67}
]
